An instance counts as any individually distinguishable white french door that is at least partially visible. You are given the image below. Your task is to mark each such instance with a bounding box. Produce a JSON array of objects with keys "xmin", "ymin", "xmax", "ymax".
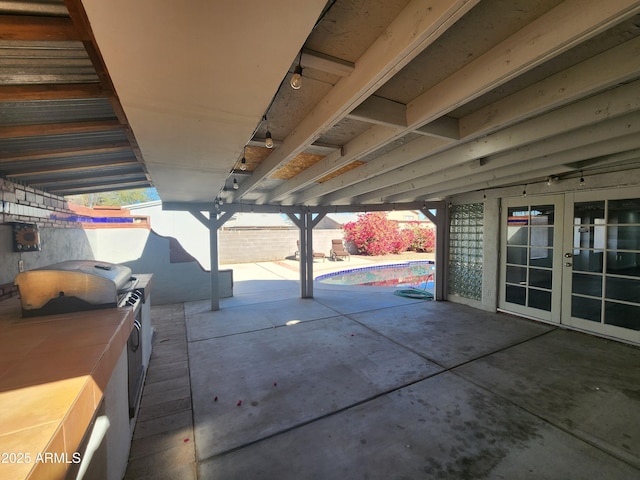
[
  {"xmin": 500, "ymin": 188, "xmax": 640, "ymax": 344},
  {"xmin": 561, "ymin": 189, "xmax": 640, "ymax": 344},
  {"xmin": 499, "ymin": 195, "xmax": 564, "ymax": 323}
]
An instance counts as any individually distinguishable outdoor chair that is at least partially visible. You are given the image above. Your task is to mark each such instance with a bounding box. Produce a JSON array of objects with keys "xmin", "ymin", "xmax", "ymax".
[
  {"xmin": 295, "ymin": 240, "xmax": 325, "ymax": 262},
  {"xmin": 330, "ymin": 239, "xmax": 350, "ymax": 261}
]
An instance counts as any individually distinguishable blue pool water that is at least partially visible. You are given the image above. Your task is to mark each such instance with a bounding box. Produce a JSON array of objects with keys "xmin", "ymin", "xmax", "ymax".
[{"xmin": 316, "ymin": 261, "xmax": 435, "ymax": 287}]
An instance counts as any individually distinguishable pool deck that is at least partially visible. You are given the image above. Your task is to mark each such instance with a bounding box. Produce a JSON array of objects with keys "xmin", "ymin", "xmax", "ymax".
[
  {"xmin": 234, "ymin": 254, "xmax": 435, "ymax": 289},
  {"xmin": 124, "ymin": 257, "xmax": 640, "ymax": 480}
]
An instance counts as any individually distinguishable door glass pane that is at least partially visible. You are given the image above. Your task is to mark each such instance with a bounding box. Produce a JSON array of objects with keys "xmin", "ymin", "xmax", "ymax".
[
  {"xmin": 605, "ymin": 302, "xmax": 640, "ymax": 330},
  {"xmin": 572, "ymin": 296, "xmax": 601, "ymax": 322},
  {"xmin": 605, "ymin": 277, "xmax": 640, "ymax": 302},
  {"xmin": 531, "ymin": 205, "xmax": 554, "ymax": 225},
  {"xmin": 607, "ymin": 226, "xmax": 640, "ymax": 250},
  {"xmin": 506, "ymin": 266, "xmax": 526, "ymax": 284},
  {"xmin": 506, "ymin": 285, "xmax": 526, "ymax": 305},
  {"xmin": 573, "ymin": 250, "xmax": 603, "ymax": 273},
  {"xmin": 531, "ymin": 226, "xmax": 553, "ymax": 246},
  {"xmin": 574, "ymin": 224, "xmax": 606, "ymax": 249},
  {"xmin": 507, "ymin": 207, "xmax": 529, "ymax": 246},
  {"xmin": 572, "ymin": 273, "xmax": 602, "ymax": 297},
  {"xmin": 507, "ymin": 226, "xmax": 528, "ymax": 245},
  {"xmin": 606, "ymin": 251, "xmax": 640, "ymax": 277},
  {"xmin": 529, "ymin": 269, "xmax": 552, "ymax": 289},
  {"xmin": 574, "ymin": 201, "xmax": 605, "ymax": 224},
  {"xmin": 530, "ymin": 248, "xmax": 553, "ymax": 268},
  {"xmin": 508, "ymin": 207, "xmax": 529, "ymax": 218},
  {"xmin": 529, "ymin": 289, "xmax": 551, "ymax": 311},
  {"xmin": 608, "ymin": 199, "xmax": 640, "ymax": 224},
  {"xmin": 507, "ymin": 246, "xmax": 527, "ymax": 265}
]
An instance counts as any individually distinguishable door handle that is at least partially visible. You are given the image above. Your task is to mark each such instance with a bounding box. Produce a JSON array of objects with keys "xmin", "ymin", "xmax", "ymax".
[
  {"xmin": 564, "ymin": 253, "xmax": 573, "ymax": 258},
  {"xmin": 565, "ymin": 262, "xmax": 572, "ymax": 267}
]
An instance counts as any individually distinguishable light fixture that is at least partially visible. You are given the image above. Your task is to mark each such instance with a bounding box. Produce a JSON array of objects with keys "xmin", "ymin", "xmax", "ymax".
[
  {"xmin": 265, "ymin": 130, "xmax": 274, "ymax": 148},
  {"xmin": 290, "ymin": 65, "xmax": 303, "ymax": 90},
  {"xmin": 233, "ymin": 178, "xmax": 239, "ymax": 190},
  {"xmin": 240, "ymin": 147, "xmax": 247, "ymax": 170},
  {"xmin": 217, "ymin": 197, "xmax": 224, "ymax": 206},
  {"xmin": 579, "ymin": 170, "xmax": 585, "ymax": 186},
  {"xmin": 546, "ymin": 175, "xmax": 559, "ymax": 186},
  {"xmin": 290, "ymin": 51, "xmax": 303, "ymax": 90},
  {"xmin": 522, "ymin": 184, "xmax": 527, "ymax": 197}
]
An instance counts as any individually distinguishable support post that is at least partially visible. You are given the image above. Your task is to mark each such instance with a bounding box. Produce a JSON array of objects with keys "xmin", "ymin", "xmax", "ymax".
[
  {"xmin": 189, "ymin": 209, "xmax": 234, "ymax": 311},
  {"xmin": 304, "ymin": 211, "xmax": 314, "ymax": 298},
  {"xmin": 434, "ymin": 206, "xmax": 449, "ymax": 301},
  {"xmin": 424, "ymin": 204, "xmax": 448, "ymax": 301},
  {"xmin": 209, "ymin": 216, "xmax": 220, "ymax": 311},
  {"xmin": 287, "ymin": 210, "xmax": 324, "ymax": 299}
]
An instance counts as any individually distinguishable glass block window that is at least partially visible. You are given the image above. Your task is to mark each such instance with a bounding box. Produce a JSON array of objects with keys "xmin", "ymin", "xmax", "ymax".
[{"xmin": 449, "ymin": 203, "xmax": 484, "ymax": 300}]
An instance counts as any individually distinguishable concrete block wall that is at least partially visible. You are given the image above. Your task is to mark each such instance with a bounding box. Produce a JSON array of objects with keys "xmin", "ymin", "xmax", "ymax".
[{"xmin": 218, "ymin": 229, "xmax": 345, "ymax": 264}]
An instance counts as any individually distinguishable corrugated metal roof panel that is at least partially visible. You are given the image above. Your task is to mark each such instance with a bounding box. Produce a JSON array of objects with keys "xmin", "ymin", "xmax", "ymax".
[
  {"xmin": 0, "ymin": 130, "xmax": 130, "ymax": 156},
  {"xmin": 0, "ymin": 0, "xmax": 68, "ymax": 16},
  {"xmin": 0, "ymin": 151, "xmax": 137, "ymax": 174},
  {"xmin": 0, "ymin": 98, "xmax": 116, "ymax": 125},
  {"xmin": 0, "ymin": 40, "xmax": 98, "ymax": 85},
  {"xmin": 16, "ymin": 166, "xmax": 147, "ymax": 185}
]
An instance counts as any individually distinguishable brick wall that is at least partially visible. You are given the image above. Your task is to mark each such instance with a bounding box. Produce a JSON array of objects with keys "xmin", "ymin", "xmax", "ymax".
[
  {"xmin": 1, "ymin": 179, "xmax": 149, "ymax": 229},
  {"xmin": 1, "ymin": 178, "xmax": 78, "ymax": 228},
  {"xmin": 0, "ymin": 282, "xmax": 19, "ymax": 302}
]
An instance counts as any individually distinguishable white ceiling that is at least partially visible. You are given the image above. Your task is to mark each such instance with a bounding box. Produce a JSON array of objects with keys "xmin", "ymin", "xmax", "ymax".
[{"xmin": 80, "ymin": 0, "xmax": 640, "ymax": 207}]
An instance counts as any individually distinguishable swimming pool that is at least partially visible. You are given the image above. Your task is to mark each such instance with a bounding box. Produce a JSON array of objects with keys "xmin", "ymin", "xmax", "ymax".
[{"xmin": 316, "ymin": 261, "xmax": 435, "ymax": 287}]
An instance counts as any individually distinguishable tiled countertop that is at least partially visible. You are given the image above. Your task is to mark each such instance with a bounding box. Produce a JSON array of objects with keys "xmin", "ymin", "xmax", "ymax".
[{"xmin": 0, "ymin": 298, "xmax": 133, "ymax": 480}]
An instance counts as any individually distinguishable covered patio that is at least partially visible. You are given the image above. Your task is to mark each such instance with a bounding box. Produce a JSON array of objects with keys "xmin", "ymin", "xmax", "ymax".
[{"xmin": 125, "ymin": 262, "xmax": 640, "ymax": 479}]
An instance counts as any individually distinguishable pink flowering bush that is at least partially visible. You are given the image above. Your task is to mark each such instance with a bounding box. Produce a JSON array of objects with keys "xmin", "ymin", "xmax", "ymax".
[
  {"xmin": 343, "ymin": 214, "xmax": 435, "ymax": 255},
  {"xmin": 343, "ymin": 213, "xmax": 407, "ymax": 255},
  {"xmin": 405, "ymin": 222, "xmax": 436, "ymax": 252}
]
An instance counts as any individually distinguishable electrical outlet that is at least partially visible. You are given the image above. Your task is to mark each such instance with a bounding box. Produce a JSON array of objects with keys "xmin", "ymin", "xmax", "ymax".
[{"xmin": 18, "ymin": 260, "xmax": 24, "ymax": 272}]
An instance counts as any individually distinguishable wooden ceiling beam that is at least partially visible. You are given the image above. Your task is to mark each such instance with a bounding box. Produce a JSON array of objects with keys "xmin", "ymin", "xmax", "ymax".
[
  {"xmin": 230, "ymin": 0, "xmax": 480, "ymax": 201},
  {"xmin": 405, "ymin": 0, "xmax": 640, "ymax": 129},
  {"xmin": 459, "ymin": 35, "xmax": 640, "ymax": 140},
  {"xmin": 415, "ymin": 116, "xmax": 460, "ymax": 140},
  {"xmin": 263, "ymin": 124, "xmax": 405, "ymax": 204},
  {"xmin": 300, "ymin": 135, "xmax": 454, "ymax": 206},
  {"xmin": 323, "ymin": 80, "xmax": 640, "ymax": 204},
  {"xmin": 301, "ymin": 48, "xmax": 355, "ymax": 77},
  {"xmin": 0, "ymin": 14, "xmax": 87, "ymax": 41},
  {"xmin": 364, "ymin": 112, "xmax": 640, "ymax": 203},
  {"xmin": 0, "ymin": 120, "xmax": 123, "ymax": 139},
  {"xmin": 399, "ymin": 134, "xmax": 640, "ymax": 202},
  {"xmin": 346, "ymin": 95, "xmax": 407, "ymax": 128},
  {"xmin": 292, "ymin": 1, "xmax": 640, "ymax": 206}
]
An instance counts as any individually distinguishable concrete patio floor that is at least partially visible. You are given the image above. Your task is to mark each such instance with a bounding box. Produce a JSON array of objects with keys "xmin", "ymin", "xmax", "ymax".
[{"xmin": 125, "ymin": 260, "xmax": 640, "ymax": 479}]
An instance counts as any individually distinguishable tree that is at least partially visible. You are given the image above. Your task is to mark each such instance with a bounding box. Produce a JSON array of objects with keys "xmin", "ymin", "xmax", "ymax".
[{"xmin": 66, "ymin": 188, "xmax": 159, "ymax": 207}]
